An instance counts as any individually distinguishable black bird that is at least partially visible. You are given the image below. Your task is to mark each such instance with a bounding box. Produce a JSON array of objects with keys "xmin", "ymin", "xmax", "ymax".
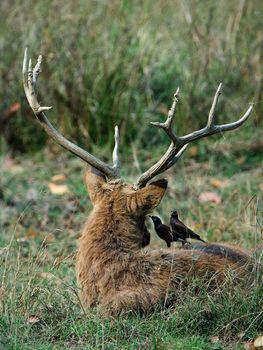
[
  {"xmin": 142, "ymin": 223, "xmax": 151, "ymax": 247},
  {"xmin": 149, "ymin": 216, "xmax": 186, "ymax": 247},
  {"xmin": 170, "ymin": 209, "xmax": 206, "ymax": 244}
]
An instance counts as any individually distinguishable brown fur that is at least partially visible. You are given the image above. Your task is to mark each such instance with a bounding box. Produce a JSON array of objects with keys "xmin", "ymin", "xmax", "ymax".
[{"xmin": 76, "ymin": 167, "xmax": 254, "ymax": 316}]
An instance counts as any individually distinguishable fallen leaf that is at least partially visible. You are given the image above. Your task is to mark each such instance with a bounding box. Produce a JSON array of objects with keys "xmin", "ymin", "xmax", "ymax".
[
  {"xmin": 27, "ymin": 315, "xmax": 41, "ymax": 324},
  {"xmin": 198, "ymin": 191, "xmax": 221, "ymax": 204},
  {"xmin": 209, "ymin": 335, "xmax": 219, "ymax": 343},
  {"xmin": 48, "ymin": 183, "xmax": 70, "ymax": 195},
  {"xmin": 259, "ymin": 184, "xmax": 263, "ymax": 193},
  {"xmin": 26, "ymin": 229, "xmax": 40, "ymax": 239},
  {"xmin": 51, "ymin": 174, "xmax": 66, "ymax": 182},
  {"xmin": 188, "ymin": 146, "xmax": 199, "ymax": 157},
  {"xmin": 5, "ymin": 102, "xmax": 21, "ymax": 117},
  {"xmin": 210, "ymin": 178, "xmax": 231, "ymax": 189},
  {"xmin": 254, "ymin": 336, "xmax": 263, "ymax": 348}
]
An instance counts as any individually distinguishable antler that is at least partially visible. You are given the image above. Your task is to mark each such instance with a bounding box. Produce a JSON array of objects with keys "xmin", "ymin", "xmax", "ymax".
[
  {"xmin": 22, "ymin": 48, "xmax": 120, "ymax": 180},
  {"xmin": 136, "ymin": 84, "xmax": 253, "ymax": 188}
]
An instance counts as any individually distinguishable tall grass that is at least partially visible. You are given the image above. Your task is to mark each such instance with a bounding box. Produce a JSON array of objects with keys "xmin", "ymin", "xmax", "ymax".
[{"xmin": 0, "ymin": 0, "xmax": 262, "ymax": 153}]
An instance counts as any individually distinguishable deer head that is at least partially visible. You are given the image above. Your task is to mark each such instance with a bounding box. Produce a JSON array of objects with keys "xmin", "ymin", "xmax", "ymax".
[{"xmin": 22, "ymin": 49, "xmax": 253, "ymax": 248}]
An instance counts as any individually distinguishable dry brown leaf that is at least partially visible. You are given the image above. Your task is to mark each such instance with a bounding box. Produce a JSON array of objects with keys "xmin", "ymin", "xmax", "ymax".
[
  {"xmin": 50, "ymin": 174, "xmax": 66, "ymax": 182},
  {"xmin": 209, "ymin": 335, "xmax": 220, "ymax": 343},
  {"xmin": 198, "ymin": 191, "xmax": 221, "ymax": 204},
  {"xmin": 5, "ymin": 102, "xmax": 21, "ymax": 116},
  {"xmin": 210, "ymin": 178, "xmax": 231, "ymax": 189},
  {"xmin": 188, "ymin": 146, "xmax": 199, "ymax": 157},
  {"xmin": 48, "ymin": 183, "xmax": 70, "ymax": 195},
  {"xmin": 26, "ymin": 229, "xmax": 40, "ymax": 239},
  {"xmin": 259, "ymin": 184, "xmax": 263, "ymax": 193},
  {"xmin": 254, "ymin": 336, "xmax": 263, "ymax": 348},
  {"xmin": 27, "ymin": 315, "xmax": 41, "ymax": 324}
]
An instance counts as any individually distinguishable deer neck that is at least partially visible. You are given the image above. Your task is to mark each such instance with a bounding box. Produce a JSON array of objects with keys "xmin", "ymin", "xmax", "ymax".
[{"xmin": 79, "ymin": 205, "xmax": 143, "ymax": 259}]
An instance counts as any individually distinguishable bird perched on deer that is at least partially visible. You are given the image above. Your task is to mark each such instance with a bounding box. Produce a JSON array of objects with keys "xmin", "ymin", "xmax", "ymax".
[
  {"xmin": 170, "ymin": 209, "xmax": 206, "ymax": 244},
  {"xmin": 149, "ymin": 215, "xmax": 187, "ymax": 247}
]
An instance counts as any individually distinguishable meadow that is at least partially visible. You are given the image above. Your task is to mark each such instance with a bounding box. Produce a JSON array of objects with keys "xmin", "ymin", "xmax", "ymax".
[
  {"xmin": 0, "ymin": 136, "xmax": 262, "ymax": 349},
  {"xmin": 0, "ymin": 1, "xmax": 262, "ymax": 349}
]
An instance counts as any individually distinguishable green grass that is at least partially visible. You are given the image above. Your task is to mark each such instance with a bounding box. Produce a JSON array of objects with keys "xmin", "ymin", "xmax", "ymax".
[
  {"xmin": 0, "ymin": 0, "xmax": 262, "ymax": 152},
  {"xmin": 0, "ymin": 139, "xmax": 262, "ymax": 349},
  {"xmin": 1, "ymin": 2, "xmax": 262, "ymax": 346}
]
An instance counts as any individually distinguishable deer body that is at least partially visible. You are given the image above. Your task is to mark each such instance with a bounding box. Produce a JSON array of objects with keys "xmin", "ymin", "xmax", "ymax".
[
  {"xmin": 22, "ymin": 49, "xmax": 256, "ymax": 316},
  {"xmin": 76, "ymin": 170, "xmax": 252, "ymax": 315}
]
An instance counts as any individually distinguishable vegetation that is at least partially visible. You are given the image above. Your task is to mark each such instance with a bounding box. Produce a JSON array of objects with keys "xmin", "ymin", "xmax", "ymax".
[
  {"xmin": 0, "ymin": 143, "xmax": 262, "ymax": 349},
  {"xmin": 0, "ymin": 0, "xmax": 262, "ymax": 152},
  {"xmin": 0, "ymin": 1, "xmax": 262, "ymax": 349}
]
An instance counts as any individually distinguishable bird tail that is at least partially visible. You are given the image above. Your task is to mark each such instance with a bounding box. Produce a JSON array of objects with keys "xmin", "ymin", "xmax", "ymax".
[{"xmin": 190, "ymin": 231, "xmax": 206, "ymax": 243}]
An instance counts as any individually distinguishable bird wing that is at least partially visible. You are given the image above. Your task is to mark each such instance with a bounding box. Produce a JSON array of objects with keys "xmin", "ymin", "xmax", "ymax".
[
  {"xmin": 176, "ymin": 219, "xmax": 205, "ymax": 242},
  {"xmin": 170, "ymin": 217, "xmax": 186, "ymax": 239},
  {"xmin": 157, "ymin": 224, "xmax": 173, "ymax": 241}
]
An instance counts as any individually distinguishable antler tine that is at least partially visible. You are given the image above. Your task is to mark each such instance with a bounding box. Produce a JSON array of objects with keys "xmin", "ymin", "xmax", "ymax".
[
  {"xmin": 150, "ymin": 87, "xmax": 180, "ymax": 143},
  {"xmin": 136, "ymin": 84, "xmax": 253, "ymax": 188},
  {"xmin": 112, "ymin": 125, "xmax": 120, "ymax": 176},
  {"xmin": 33, "ymin": 54, "xmax": 42, "ymax": 84},
  {"xmin": 23, "ymin": 48, "xmax": 120, "ymax": 180},
  {"xmin": 161, "ymin": 143, "xmax": 189, "ymax": 172},
  {"xmin": 207, "ymin": 82, "xmax": 222, "ymax": 128}
]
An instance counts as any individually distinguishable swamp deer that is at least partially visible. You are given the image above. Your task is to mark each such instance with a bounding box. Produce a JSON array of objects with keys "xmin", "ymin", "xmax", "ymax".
[{"xmin": 23, "ymin": 49, "xmax": 257, "ymax": 315}]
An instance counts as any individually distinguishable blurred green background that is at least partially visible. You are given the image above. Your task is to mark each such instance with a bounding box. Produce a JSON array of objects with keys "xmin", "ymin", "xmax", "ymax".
[{"xmin": 0, "ymin": 0, "xmax": 262, "ymax": 155}]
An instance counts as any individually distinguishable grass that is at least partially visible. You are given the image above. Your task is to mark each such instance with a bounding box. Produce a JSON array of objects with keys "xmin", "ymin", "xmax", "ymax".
[
  {"xmin": 0, "ymin": 0, "xmax": 262, "ymax": 152},
  {"xmin": 0, "ymin": 133, "xmax": 262, "ymax": 349},
  {"xmin": 0, "ymin": 2, "xmax": 262, "ymax": 347}
]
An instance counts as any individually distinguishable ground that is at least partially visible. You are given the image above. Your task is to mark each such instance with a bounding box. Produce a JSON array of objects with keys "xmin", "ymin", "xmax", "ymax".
[{"xmin": 0, "ymin": 135, "xmax": 262, "ymax": 350}]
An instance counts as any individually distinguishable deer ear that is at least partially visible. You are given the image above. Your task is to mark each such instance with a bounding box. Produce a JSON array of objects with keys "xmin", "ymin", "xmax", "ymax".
[
  {"xmin": 84, "ymin": 166, "xmax": 107, "ymax": 204},
  {"xmin": 134, "ymin": 179, "xmax": 168, "ymax": 212}
]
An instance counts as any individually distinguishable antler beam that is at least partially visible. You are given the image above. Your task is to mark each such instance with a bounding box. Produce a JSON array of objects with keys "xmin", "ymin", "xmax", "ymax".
[
  {"xmin": 136, "ymin": 84, "xmax": 253, "ymax": 188},
  {"xmin": 23, "ymin": 48, "xmax": 253, "ymax": 187},
  {"xmin": 23, "ymin": 48, "xmax": 120, "ymax": 179}
]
